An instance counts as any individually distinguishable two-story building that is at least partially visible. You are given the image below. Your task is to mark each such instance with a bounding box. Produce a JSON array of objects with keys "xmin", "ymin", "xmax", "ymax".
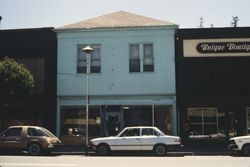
[{"xmin": 56, "ymin": 11, "xmax": 178, "ymax": 144}]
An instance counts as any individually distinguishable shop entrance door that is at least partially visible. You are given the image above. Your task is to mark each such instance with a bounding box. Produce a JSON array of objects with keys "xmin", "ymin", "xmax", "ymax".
[{"xmin": 106, "ymin": 112, "xmax": 121, "ymax": 136}]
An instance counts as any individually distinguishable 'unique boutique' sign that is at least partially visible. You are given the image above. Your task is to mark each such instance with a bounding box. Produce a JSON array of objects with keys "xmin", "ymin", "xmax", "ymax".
[
  {"xmin": 183, "ymin": 39, "xmax": 250, "ymax": 57},
  {"xmin": 197, "ymin": 42, "xmax": 250, "ymax": 53}
]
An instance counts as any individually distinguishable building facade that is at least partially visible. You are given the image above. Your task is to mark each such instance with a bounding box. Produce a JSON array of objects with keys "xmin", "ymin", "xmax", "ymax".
[
  {"xmin": 0, "ymin": 28, "xmax": 57, "ymax": 133},
  {"xmin": 56, "ymin": 11, "xmax": 178, "ymax": 144},
  {"xmin": 175, "ymin": 27, "xmax": 250, "ymax": 143}
]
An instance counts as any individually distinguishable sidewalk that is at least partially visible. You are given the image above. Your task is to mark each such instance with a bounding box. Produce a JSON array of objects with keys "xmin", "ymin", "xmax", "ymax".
[{"xmin": 53, "ymin": 144, "xmax": 234, "ymax": 156}]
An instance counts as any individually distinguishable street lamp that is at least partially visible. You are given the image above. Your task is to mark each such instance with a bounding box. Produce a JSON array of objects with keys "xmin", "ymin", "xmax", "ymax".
[{"xmin": 82, "ymin": 45, "xmax": 93, "ymax": 154}]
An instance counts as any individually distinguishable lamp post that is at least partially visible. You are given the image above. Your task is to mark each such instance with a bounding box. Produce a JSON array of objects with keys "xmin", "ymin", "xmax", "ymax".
[{"xmin": 82, "ymin": 45, "xmax": 93, "ymax": 154}]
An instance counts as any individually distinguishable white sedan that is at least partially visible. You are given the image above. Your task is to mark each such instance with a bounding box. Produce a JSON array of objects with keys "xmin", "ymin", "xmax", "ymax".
[
  {"xmin": 90, "ymin": 126, "xmax": 181, "ymax": 156},
  {"xmin": 229, "ymin": 135, "xmax": 250, "ymax": 156}
]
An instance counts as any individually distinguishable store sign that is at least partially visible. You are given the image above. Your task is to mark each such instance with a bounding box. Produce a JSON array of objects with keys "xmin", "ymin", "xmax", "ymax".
[
  {"xmin": 183, "ymin": 39, "xmax": 250, "ymax": 57},
  {"xmin": 197, "ymin": 42, "xmax": 250, "ymax": 53}
]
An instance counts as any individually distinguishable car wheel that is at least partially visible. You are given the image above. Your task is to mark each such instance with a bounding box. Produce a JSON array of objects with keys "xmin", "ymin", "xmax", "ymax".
[
  {"xmin": 154, "ymin": 144, "xmax": 167, "ymax": 156},
  {"xmin": 96, "ymin": 144, "xmax": 110, "ymax": 156},
  {"xmin": 28, "ymin": 143, "xmax": 41, "ymax": 156},
  {"xmin": 243, "ymin": 144, "xmax": 250, "ymax": 156}
]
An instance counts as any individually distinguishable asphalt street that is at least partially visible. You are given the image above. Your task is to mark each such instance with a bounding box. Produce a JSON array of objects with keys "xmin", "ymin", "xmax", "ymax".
[{"xmin": 0, "ymin": 155, "xmax": 250, "ymax": 167}]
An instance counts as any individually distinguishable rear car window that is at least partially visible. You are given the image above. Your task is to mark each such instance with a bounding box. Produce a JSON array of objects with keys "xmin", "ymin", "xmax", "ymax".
[
  {"xmin": 142, "ymin": 128, "xmax": 158, "ymax": 136},
  {"xmin": 3, "ymin": 128, "xmax": 22, "ymax": 137}
]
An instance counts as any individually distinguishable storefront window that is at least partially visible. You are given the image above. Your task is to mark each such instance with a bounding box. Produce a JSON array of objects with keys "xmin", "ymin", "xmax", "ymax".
[
  {"xmin": 61, "ymin": 106, "xmax": 101, "ymax": 139},
  {"xmin": 122, "ymin": 105, "xmax": 172, "ymax": 135},
  {"xmin": 188, "ymin": 108, "xmax": 218, "ymax": 136},
  {"xmin": 60, "ymin": 105, "xmax": 173, "ymax": 144},
  {"xmin": 123, "ymin": 106, "xmax": 152, "ymax": 127}
]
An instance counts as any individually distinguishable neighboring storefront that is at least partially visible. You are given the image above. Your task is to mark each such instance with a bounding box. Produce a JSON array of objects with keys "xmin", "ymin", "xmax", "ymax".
[
  {"xmin": 0, "ymin": 28, "xmax": 57, "ymax": 133},
  {"xmin": 175, "ymin": 27, "xmax": 250, "ymax": 143}
]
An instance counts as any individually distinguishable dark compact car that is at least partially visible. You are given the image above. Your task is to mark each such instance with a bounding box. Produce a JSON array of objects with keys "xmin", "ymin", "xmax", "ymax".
[{"xmin": 0, "ymin": 126, "xmax": 62, "ymax": 155}]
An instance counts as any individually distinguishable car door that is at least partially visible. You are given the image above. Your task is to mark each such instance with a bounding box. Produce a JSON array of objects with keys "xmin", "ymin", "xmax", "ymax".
[
  {"xmin": 140, "ymin": 128, "xmax": 159, "ymax": 150},
  {"xmin": 0, "ymin": 127, "xmax": 23, "ymax": 149},
  {"xmin": 115, "ymin": 128, "xmax": 141, "ymax": 151}
]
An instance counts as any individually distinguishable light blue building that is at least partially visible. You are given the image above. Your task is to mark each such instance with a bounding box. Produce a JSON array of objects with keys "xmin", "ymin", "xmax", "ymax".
[{"xmin": 56, "ymin": 11, "xmax": 178, "ymax": 145}]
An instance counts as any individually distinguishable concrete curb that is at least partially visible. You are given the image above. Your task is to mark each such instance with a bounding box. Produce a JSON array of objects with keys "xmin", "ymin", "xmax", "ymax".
[{"xmin": 52, "ymin": 145, "xmax": 234, "ymax": 156}]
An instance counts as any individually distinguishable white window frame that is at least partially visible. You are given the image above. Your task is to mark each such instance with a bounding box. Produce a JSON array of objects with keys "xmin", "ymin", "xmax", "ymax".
[{"xmin": 129, "ymin": 43, "xmax": 154, "ymax": 73}]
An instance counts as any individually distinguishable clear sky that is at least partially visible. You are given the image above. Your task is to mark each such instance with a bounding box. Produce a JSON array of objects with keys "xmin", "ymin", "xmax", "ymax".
[{"xmin": 0, "ymin": 0, "xmax": 249, "ymax": 29}]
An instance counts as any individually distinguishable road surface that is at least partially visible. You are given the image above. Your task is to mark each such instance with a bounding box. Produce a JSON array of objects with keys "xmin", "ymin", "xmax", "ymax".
[{"xmin": 0, "ymin": 155, "xmax": 249, "ymax": 167}]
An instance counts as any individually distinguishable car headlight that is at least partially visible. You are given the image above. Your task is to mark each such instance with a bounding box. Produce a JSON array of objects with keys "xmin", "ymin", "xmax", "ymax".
[{"xmin": 90, "ymin": 141, "xmax": 95, "ymax": 146}]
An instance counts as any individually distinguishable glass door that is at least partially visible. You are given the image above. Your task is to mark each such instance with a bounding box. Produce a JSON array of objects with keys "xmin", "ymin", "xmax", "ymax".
[
  {"xmin": 106, "ymin": 111, "xmax": 121, "ymax": 136},
  {"xmin": 104, "ymin": 106, "xmax": 122, "ymax": 136}
]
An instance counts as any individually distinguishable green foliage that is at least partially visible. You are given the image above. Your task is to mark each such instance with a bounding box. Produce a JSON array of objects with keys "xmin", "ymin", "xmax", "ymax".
[{"xmin": 0, "ymin": 57, "xmax": 34, "ymax": 104}]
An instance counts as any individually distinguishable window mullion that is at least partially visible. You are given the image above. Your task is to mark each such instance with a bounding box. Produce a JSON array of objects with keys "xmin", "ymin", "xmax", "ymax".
[{"xmin": 140, "ymin": 44, "xmax": 143, "ymax": 72}]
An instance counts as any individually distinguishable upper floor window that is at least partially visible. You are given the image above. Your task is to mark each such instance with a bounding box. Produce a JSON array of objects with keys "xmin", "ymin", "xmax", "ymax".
[
  {"xmin": 143, "ymin": 44, "xmax": 154, "ymax": 72},
  {"xmin": 129, "ymin": 43, "xmax": 154, "ymax": 73},
  {"xmin": 77, "ymin": 44, "xmax": 101, "ymax": 73},
  {"xmin": 129, "ymin": 44, "xmax": 140, "ymax": 72}
]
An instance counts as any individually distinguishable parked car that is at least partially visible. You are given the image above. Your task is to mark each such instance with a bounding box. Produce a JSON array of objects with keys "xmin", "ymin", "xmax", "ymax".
[
  {"xmin": 90, "ymin": 126, "xmax": 181, "ymax": 156},
  {"xmin": 229, "ymin": 135, "xmax": 250, "ymax": 156},
  {"xmin": 0, "ymin": 126, "xmax": 62, "ymax": 155}
]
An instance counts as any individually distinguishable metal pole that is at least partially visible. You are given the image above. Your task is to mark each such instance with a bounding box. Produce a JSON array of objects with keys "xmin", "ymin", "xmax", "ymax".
[
  {"xmin": 86, "ymin": 52, "xmax": 90, "ymax": 155},
  {"xmin": 152, "ymin": 105, "xmax": 155, "ymax": 127},
  {"xmin": 82, "ymin": 45, "xmax": 93, "ymax": 156}
]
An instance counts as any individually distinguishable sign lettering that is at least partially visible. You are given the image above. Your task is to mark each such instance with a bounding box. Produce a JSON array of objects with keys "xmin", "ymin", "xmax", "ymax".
[{"xmin": 197, "ymin": 42, "xmax": 250, "ymax": 53}]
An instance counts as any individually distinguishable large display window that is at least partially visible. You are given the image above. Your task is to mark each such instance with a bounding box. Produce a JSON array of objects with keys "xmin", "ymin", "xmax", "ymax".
[
  {"xmin": 60, "ymin": 105, "xmax": 173, "ymax": 145},
  {"xmin": 60, "ymin": 106, "xmax": 101, "ymax": 143},
  {"xmin": 188, "ymin": 108, "xmax": 219, "ymax": 137}
]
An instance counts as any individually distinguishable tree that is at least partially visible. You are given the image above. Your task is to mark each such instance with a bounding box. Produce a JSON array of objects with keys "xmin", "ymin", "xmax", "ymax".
[{"xmin": 0, "ymin": 57, "xmax": 34, "ymax": 130}]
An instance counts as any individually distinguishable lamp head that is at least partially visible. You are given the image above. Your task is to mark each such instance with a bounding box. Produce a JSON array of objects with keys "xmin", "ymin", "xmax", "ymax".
[{"xmin": 82, "ymin": 45, "xmax": 93, "ymax": 54}]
